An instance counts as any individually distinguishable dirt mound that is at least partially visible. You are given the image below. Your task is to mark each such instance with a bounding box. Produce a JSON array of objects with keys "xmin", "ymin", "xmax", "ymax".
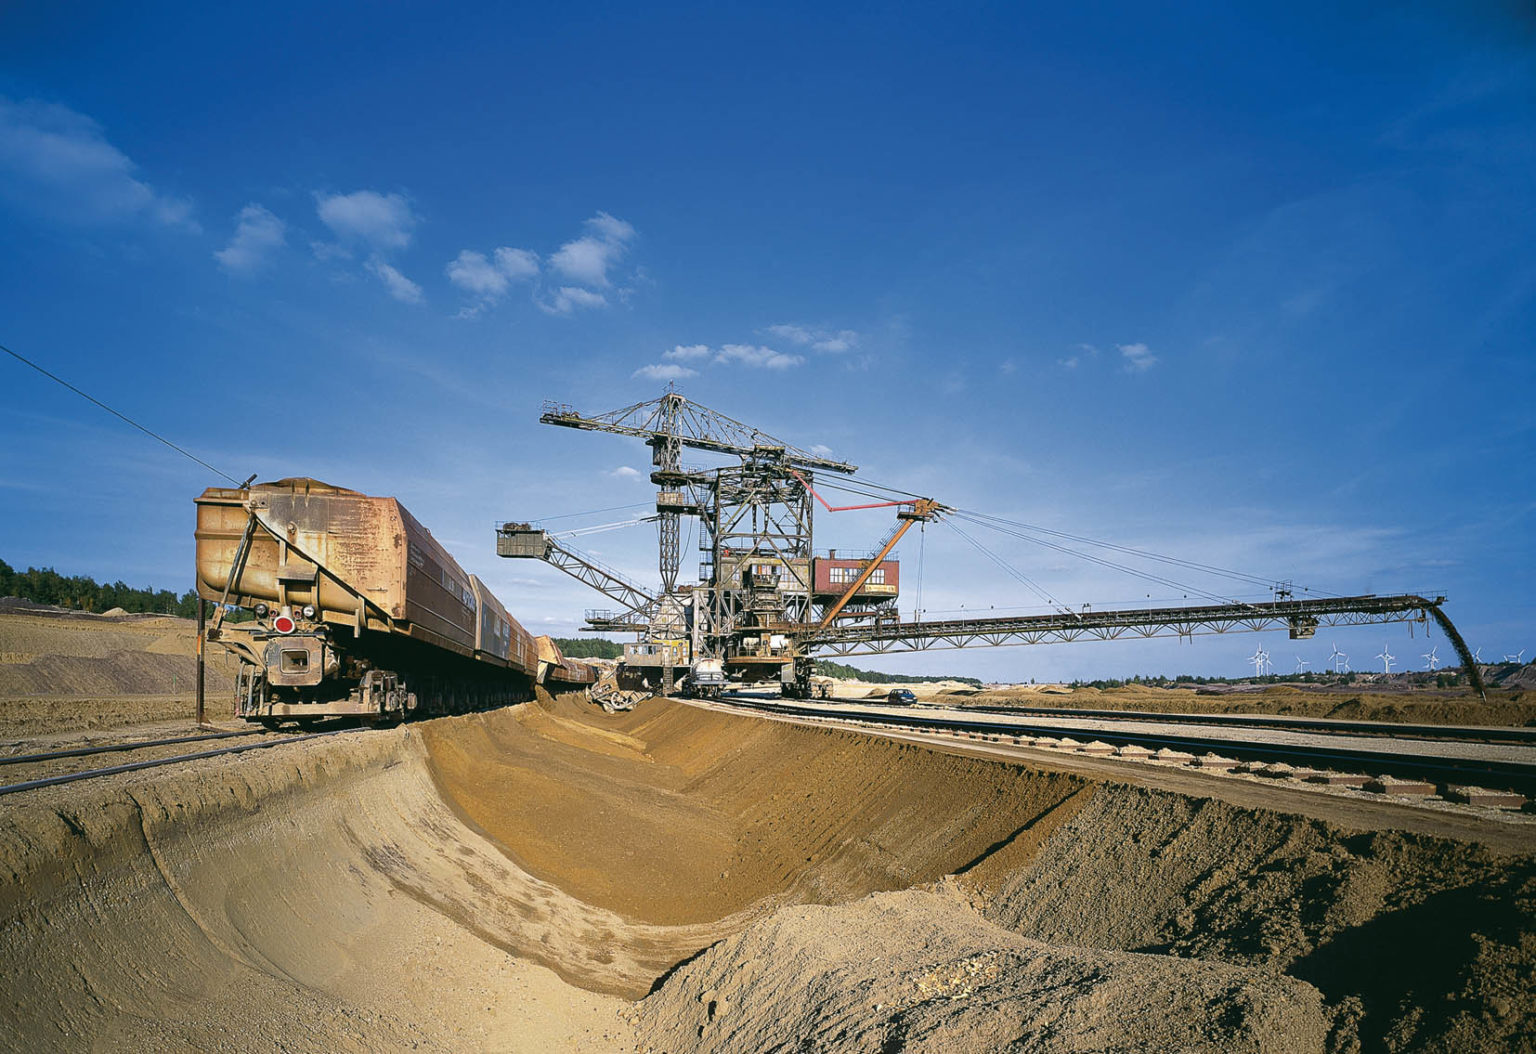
[
  {"xmin": 639, "ymin": 887, "xmax": 1332, "ymax": 1053},
  {"xmin": 1494, "ymin": 664, "xmax": 1536, "ymax": 691},
  {"xmin": 0, "ymin": 610, "xmax": 239, "ymax": 734},
  {"xmin": 983, "ymin": 785, "xmax": 1536, "ymax": 1052}
]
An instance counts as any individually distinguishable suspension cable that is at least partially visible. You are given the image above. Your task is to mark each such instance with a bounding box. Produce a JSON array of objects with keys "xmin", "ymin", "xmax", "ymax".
[
  {"xmin": 952, "ymin": 511, "xmax": 1245, "ymax": 607},
  {"xmin": 535, "ymin": 501, "xmax": 653, "ymax": 523},
  {"xmin": 944, "ymin": 519, "xmax": 1071, "ymax": 613},
  {"xmin": 953, "ymin": 507, "xmax": 1307, "ymax": 593}
]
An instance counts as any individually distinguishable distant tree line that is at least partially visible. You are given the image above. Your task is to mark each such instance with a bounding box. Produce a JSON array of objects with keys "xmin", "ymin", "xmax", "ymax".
[
  {"xmin": 0, "ymin": 558, "xmax": 201, "ymax": 617},
  {"xmin": 814, "ymin": 658, "xmax": 983, "ymax": 687},
  {"xmin": 553, "ymin": 637, "xmax": 624, "ymax": 659}
]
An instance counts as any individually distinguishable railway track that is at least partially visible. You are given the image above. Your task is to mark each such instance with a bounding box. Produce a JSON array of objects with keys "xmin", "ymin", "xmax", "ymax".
[
  {"xmin": 0, "ymin": 728, "xmax": 265, "ymax": 768},
  {"xmin": 716, "ymin": 694, "xmax": 1536, "ymax": 799},
  {"xmin": 0, "ymin": 727, "xmax": 356, "ymax": 798},
  {"xmin": 916, "ymin": 702, "xmax": 1536, "ymax": 745}
]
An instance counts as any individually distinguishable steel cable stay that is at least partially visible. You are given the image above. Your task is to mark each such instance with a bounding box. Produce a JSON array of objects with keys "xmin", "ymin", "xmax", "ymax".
[
  {"xmin": 531, "ymin": 501, "xmax": 655, "ymax": 524},
  {"xmin": 952, "ymin": 506, "xmax": 1317, "ymax": 595},
  {"xmin": 550, "ymin": 516, "xmax": 658, "ymax": 539},
  {"xmin": 948, "ymin": 511, "xmax": 1247, "ymax": 609},
  {"xmin": 811, "ymin": 474, "xmax": 1308, "ymax": 606},
  {"xmin": 801, "ymin": 473, "xmax": 1260, "ymax": 613},
  {"xmin": 942, "ymin": 519, "xmax": 1070, "ymax": 615}
]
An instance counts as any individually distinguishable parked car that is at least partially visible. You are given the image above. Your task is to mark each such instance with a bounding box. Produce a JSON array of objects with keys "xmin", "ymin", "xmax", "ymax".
[{"xmin": 887, "ymin": 688, "xmax": 917, "ymax": 704}]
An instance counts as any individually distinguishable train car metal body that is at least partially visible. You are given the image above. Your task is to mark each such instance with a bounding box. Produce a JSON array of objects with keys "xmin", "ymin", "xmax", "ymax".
[{"xmin": 195, "ymin": 478, "xmax": 592, "ymax": 724}]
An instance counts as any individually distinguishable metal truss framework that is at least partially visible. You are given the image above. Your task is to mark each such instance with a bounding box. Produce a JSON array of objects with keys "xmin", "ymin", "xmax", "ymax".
[
  {"xmin": 495, "ymin": 524, "xmax": 658, "ymax": 630},
  {"xmin": 539, "ymin": 390, "xmax": 856, "ymax": 604},
  {"xmin": 806, "ymin": 593, "xmax": 1485, "ymax": 697},
  {"xmin": 701, "ymin": 459, "xmax": 816, "ymax": 651},
  {"xmin": 509, "ymin": 391, "xmax": 1488, "ymax": 701}
]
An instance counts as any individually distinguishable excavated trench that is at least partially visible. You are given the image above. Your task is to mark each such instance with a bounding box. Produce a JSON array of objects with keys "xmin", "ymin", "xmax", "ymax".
[{"xmin": 1, "ymin": 692, "xmax": 1532, "ymax": 1052}]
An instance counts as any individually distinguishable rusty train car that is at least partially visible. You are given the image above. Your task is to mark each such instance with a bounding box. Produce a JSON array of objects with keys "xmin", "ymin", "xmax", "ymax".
[{"xmin": 195, "ymin": 478, "xmax": 595, "ymax": 726}]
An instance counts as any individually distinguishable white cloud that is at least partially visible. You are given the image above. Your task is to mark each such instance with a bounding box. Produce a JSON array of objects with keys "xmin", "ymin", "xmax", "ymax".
[
  {"xmin": 445, "ymin": 250, "xmax": 505, "ymax": 296},
  {"xmin": 366, "ymin": 256, "xmax": 423, "ymax": 303},
  {"xmin": 764, "ymin": 323, "xmax": 860, "ymax": 353},
  {"xmin": 663, "ymin": 344, "xmax": 711, "ymax": 361},
  {"xmin": 540, "ymin": 286, "xmax": 607, "ymax": 315},
  {"xmin": 494, "ymin": 246, "xmax": 539, "ymax": 280},
  {"xmin": 716, "ymin": 344, "xmax": 803, "ymax": 370},
  {"xmin": 810, "ymin": 443, "xmax": 834, "ymax": 458},
  {"xmin": 549, "ymin": 210, "xmax": 635, "ymax": 287},
  {"xmin": 445, "ymin": 247, "xmax": 539, "ymax": 309},
  {"xmin": 609, "ymin": 466, "xmax": 644, "ymax": 480},
  {"xmin": 1118, "ymin": 342, "xmax": 1159, "ymax": 373},
  {"xmin": 0, "ymin": 97, "xmax": 197, "ymax": 230},
  {"xmin": 586, "ymin": 211, "xmax": 635, "ymax": 244},
  {"xmin": 310, "ymin": 239, "xmax": 351, "ymax": 262},
  {"xmin": 1060, "ymin": 342, "xmax": 1100, "ymax": 369},
  {"xmin": 315, "ymin": 190, "xmax": 416, "ymax": 251},
  {"xmin": 634, "ymin": 363, "xmax": 697, "ymax": 381},
  {"xmin": 214, "ymin": 203, "xmax": 285, "ymax": 274}
]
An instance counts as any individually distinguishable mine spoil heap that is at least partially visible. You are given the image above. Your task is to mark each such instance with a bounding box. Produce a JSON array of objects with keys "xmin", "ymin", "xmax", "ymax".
[{"xmin": 1, "ymin": 687, "xmax": 1532, "ymax": 1053}]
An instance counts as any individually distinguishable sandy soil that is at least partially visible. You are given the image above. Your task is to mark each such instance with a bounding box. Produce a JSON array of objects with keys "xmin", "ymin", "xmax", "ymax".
[
  {"xmin": 0, "ymin": 607, "xmax": 240, "ymax": 736},
  {"xmin": 3, "ymin": 607, "xmax": 1533, "ymax": 1052},
  {"xmin": 1, "ymin": 695, "xmax": 1531, "ymax": 1051}
]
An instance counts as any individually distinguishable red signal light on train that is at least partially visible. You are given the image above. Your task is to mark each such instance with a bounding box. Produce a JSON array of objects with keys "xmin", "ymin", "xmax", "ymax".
[{"xmin": 274, "ymin": 614, "xmax": 296, "ymax": 634}]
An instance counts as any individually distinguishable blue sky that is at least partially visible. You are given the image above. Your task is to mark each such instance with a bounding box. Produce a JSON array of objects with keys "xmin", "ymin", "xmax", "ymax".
[{"xmin": 1, "ymin": 2, "xmax": 1532, "ymax": 680}]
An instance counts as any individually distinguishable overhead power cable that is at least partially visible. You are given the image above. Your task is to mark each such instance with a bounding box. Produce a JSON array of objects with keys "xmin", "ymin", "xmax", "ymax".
[{"xmin": 3, "ymin": 341, "xmax": 244, "ymax": 486}]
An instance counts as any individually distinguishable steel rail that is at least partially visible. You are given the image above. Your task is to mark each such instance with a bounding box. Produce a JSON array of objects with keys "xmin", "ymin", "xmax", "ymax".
[
  {"xmin": 0, "ymin": 728, "xmax": 264, "ymax": 767},
  {"xmin": 714, "ymin": 696, "xmax": 1536, "ymax": 796},
  {"xmin": 0, "ymin": 728, "xmax": 355, "ymax": 798},
  {"xmin": 920, "ymin": 703, "xmax": 1536, "ymax": 746}
]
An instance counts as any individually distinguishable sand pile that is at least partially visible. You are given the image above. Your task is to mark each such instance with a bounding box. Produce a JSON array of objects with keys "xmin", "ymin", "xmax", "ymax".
[{"xmin": 638, "ymin": 887, "xmax": 1332, "ymax": 1053}]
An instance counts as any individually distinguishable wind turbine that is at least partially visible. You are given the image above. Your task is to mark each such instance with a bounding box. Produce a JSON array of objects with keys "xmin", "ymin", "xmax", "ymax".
[
  {"xmin": 1422, "ymin": 646, "xmax": 1439, "ymax": 671},
  {"xmin": 1248, "ymin": 646, "xmax": 1267, "ymax": 678},
  {"xmin": 1295, "ymin": 656, "xmax": 1310, "ymax": 674},
  {"xmin": 1329, "ymin": 643, "xmax": 1349, "ymax": 673},
  {"xmin": 1377, "ymin": 644, "xmax": 1395, "ymax": 673},
  {"xmin": 1473, "ymin": 647, "xmax": 1483, "ymax": 665}
]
